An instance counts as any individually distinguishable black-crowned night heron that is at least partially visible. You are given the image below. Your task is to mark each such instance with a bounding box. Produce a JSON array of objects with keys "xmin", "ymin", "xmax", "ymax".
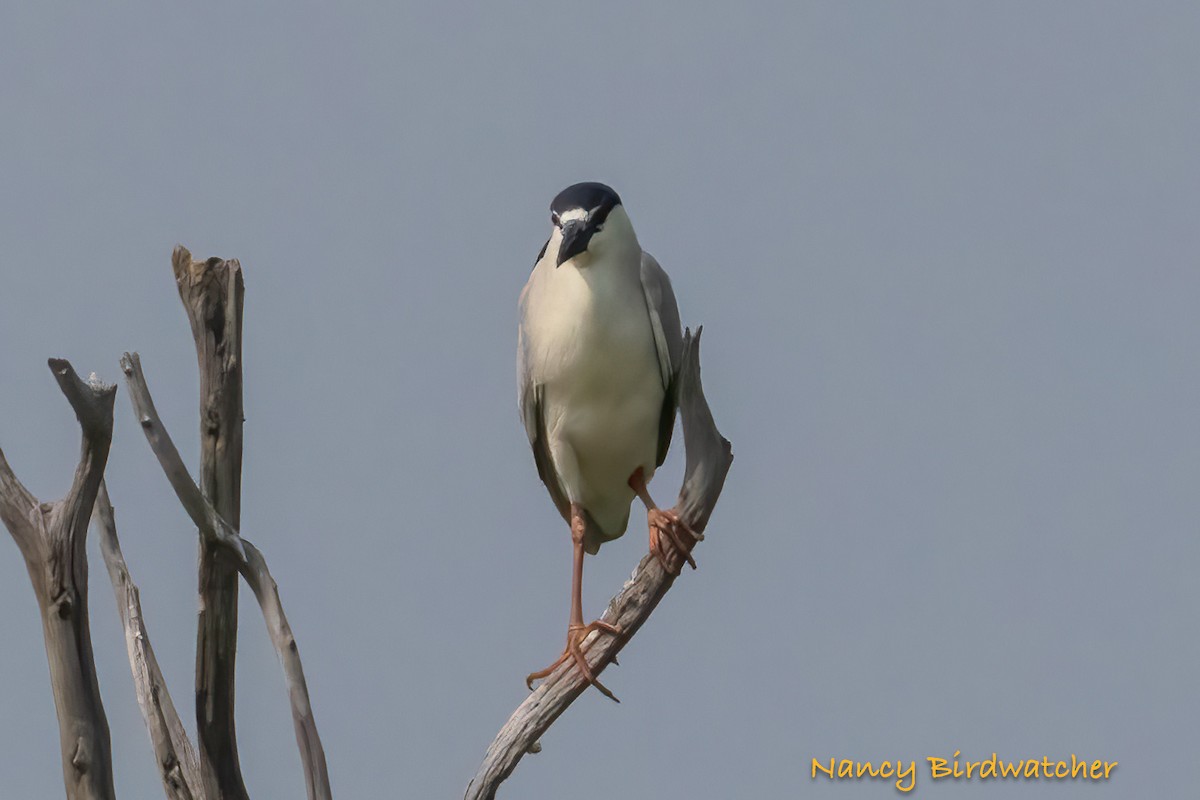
[{"xmin": 517, "ymin": 182, "xmax": 695, "ymax": 700}]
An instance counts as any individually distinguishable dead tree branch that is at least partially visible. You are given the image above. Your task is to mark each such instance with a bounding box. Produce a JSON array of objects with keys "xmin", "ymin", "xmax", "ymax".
[
  {"xmin": 465, "ymin": 328, "xmax": 733, "ymax": 800},
  {"xmin": 171, "ymin": 245, "xmax": 249, "ymax": 800},
  {"xmin": 94, "ymin": 480, "xmax": 205, "ymax": 800},
  {"xmin": 120, "ymin": 351, "xmax": 332, "ymax": 800},
  {"xmin": 0, "ymin": 360, "xmax": 117, "ymax": 800}
]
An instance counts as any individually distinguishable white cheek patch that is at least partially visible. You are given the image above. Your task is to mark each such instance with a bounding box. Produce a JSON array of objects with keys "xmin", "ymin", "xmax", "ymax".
[{"xmin": 559, "ymin": 208, "xmax": 589, "ymax": 223}]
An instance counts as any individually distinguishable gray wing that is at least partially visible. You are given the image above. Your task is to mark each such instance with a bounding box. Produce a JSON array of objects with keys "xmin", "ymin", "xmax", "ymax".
[
  {"xmin": 518, "ymin": 287, "xmax": 571, "ymax": 522},
  {"xmin": 640, "ymin": 252, "xmax": 684, "ymax": 466}
]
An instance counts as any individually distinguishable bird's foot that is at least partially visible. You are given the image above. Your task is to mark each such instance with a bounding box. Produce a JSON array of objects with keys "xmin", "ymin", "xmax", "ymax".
[
  {"xmin": 525, "ymin": 619, "xmax": 622, "ymax": 702},
  {"xmin": 648, "ymin": 507, "xmax": 699, "ymax": 574}
]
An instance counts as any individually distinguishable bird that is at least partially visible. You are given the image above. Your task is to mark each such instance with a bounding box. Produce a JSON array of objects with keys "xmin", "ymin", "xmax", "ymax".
[{"xmin": 517, "ymin": 181, "xmax": 696, "ymax": 700}]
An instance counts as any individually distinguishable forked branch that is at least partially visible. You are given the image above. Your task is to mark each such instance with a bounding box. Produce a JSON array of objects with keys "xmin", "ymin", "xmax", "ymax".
[
  {"xmin": 120, "ymin": 352, "xmax": 332, "ymax": 800},
  {"xmin": 465, "ymin": 328, "xmax": 733, "ymax": 800},
  {"xmin": 0, "ymin": 360, "xmax": 117, "ymax": 800}
]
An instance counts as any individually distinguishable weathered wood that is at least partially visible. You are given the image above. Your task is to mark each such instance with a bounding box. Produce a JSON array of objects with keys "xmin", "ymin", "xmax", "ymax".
[
  {"xmin": 0, "ymin": 360, "xmax": 117, "ymax": 800},
  {"xmin": 95, "ymin": 481, "xmax": 205, "ymax": 800},
  {"xmin": 465, "ymin": 328, "xmax": 733, "ymax": 800},
  {"xmin": 172, "ymin": 245, "xmax": 248, "ymax": 800},
  {"xmin": 122, "ymin": 352, "xmax": 332, "ymax": 800}
]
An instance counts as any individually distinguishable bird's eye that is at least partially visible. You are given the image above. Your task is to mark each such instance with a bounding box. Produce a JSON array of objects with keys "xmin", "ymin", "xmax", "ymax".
[{"xmin": 550, "ymin": 212, "xmax": 561, "ymax": 227}]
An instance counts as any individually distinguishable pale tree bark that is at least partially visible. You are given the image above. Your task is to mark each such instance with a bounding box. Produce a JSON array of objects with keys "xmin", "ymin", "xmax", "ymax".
[
  {"xmin": 3, "ymin": 248, "xmax": 330, "ymax": 800},
  {"xmin": 172, "ymin": 246, "xmax": 248, "ymax": 800},
  {"xmin": 94, "ymin": 480, "xmax": 205, "ymax": 800},
  {"xmin": 4, "ymin": 247, "xmax": 723, "ymax": 800},
  {"xmin": 465, "ymin": 328, "xmax": 733, "ymax": 800},
  {"xmin": 121, "ymin": 351, "xmax": 332, "ymax": 800},
  {"xmin": 0, "ymin": 360, "xmax": 117, "ymax": 800}
]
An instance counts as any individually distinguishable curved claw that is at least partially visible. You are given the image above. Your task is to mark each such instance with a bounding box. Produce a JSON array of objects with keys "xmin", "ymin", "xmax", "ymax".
[
  {"xmin": 568, "ymin": 641, "xmax": 618, "ymax": 702},
  {"xmin": 648, "ymin": 508, "xmax": 699, "ymax": 573},
  {"xmin": 526, "ymin": 620, "xmax": 622, "ymax": 702},
  {"xmin": 525, "ymin": 653, "xmax": 568, "ymax": 690}
]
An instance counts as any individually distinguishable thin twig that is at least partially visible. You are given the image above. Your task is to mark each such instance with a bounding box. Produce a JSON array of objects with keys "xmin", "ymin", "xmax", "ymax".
[
  {"xmin": 121, "ymin": 352, "xmax": 332, "ymax": 800},
  {"xmin": 94, "ymin": 481, "xmax": 205, "ymax": 800},
  {"xmin": 465, "ymin": 329, "xmax": 733, "ymax": 800}
]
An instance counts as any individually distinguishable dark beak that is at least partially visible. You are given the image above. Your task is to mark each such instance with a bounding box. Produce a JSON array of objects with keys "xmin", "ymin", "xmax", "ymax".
[{"xmin": 556, "ymin": 220, "xmax": 591, "ymax": 267}]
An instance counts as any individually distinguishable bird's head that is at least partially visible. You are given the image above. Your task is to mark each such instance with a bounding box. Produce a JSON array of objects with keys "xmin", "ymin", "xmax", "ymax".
[{"xmin": 548, "ymin": 182, "xmax": 635, "ymax": 268}]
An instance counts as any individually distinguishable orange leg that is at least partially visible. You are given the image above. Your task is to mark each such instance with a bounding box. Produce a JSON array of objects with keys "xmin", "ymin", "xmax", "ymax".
[
  {"xmin": 629, "ymin": 467, "xmax": 699, "ymax": 574},
  {"xmin": 526, "ymin": 503, "xmax": 622, "ymax": 701}
]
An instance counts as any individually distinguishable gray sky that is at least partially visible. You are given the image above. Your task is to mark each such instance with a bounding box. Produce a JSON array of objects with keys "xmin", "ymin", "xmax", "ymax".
[{"xmin": 2, "ymin": 3, "xmax": 1197, "ymax": 798}]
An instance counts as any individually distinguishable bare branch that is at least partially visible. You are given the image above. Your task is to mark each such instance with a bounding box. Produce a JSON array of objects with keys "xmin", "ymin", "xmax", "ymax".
[
  {"xmin": 50, "ymin": 360, "xmax": 117, "ymax": 573},
  {"xmin": 466, "ymin": 329, "xmax": 733, "ymax": 800},
  {"xmin": 172, "ymin": 245, "xmax": 248, "ymax": 800},
  {"xmin": 118, "ymin": 355, "xmax": 241, "ymax": 558},
  {"xmin": 0, "ymin": 446, "xmax": 40, "ymax": 554},
  {"xmin": 0, "ymin": 360, "xmax": 117, "ymax": 800},
  {"xmin": 95, "ymin": 481, "xmax": 205, "ymax": 800},
  {"xmin": 121, "ymin": 352, "xmax": 332, "ymax": 800}
]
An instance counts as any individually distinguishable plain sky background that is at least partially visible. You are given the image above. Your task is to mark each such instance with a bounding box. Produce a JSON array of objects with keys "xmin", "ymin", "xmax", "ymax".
[{"xmin": 1, "ymin": 3, "xmax": 1197, "ymax": 798}]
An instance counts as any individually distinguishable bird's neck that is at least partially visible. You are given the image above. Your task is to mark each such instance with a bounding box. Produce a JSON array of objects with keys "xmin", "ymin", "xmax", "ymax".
[
  {"xmin": 590, "ymin": 209, "xmax": 641, "ymax": 263},
  {"xmin": 605, "ymin": 207, "xmax": 640, "ymax": 249}
]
